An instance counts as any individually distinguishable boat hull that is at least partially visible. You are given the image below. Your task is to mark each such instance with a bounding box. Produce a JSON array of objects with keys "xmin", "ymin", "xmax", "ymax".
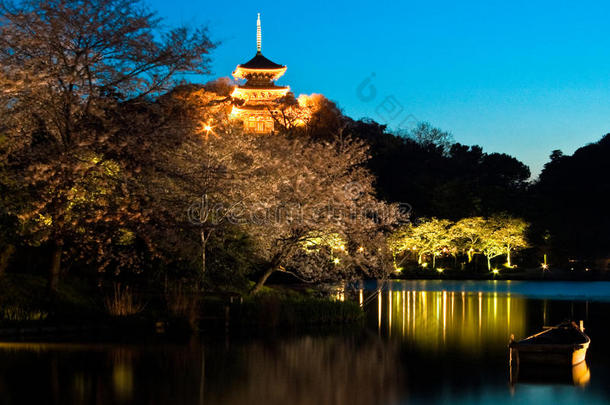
[
  {"xmin": 510, "ymin": 342, "xmax": 589, "ymax": 366},
  {"xmin": 509, "ymin": 322, "xmax": 590, "ymax": 366},
  {"xmin": 509, "ymin": 360, "xmax": 591, "ymax": 387}
]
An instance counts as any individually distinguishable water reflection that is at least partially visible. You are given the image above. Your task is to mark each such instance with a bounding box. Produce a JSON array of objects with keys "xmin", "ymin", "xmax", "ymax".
[
  {"xmin": 206, "ymin": 336, "xmax": 404, "ymax": 405},
  {"xmin": 111, "ymin": 348, "xmax": 135, "ymax": 401},
  {"xmin": 510, "ymin": 360, "xmax": 591, "ymax": 387},
  {"xmin": 0, "ymin": 335, "xmax": 404, "ymax": 405},
  {"xmin": 366, "ymin": 287, "xmax": 526, "ymax": 353},
  {"xmin": 1, "ymin": 281, "xmax": 610, "ymax": 405},
  {"xmin": 0, "ymin": 342, "xmax": 203, "ymax": 405}
]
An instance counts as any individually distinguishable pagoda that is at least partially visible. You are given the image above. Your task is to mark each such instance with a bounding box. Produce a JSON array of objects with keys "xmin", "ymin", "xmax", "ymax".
[{"xmin": 230, "ymin": 14, "xmax": 290, "ymax": 133}]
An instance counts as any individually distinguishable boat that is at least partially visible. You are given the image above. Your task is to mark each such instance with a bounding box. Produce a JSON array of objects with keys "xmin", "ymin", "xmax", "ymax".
[{"xmin": 509, "ymin": 321, "xmax": 590, "ymax": 366}]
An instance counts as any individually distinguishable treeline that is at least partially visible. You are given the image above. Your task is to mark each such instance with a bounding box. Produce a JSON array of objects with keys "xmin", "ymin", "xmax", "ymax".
[
  {"xmin": 352, "ymin": 123, "xmax": 609, "ymax": 270},
  {"xmin": 530, "ymin": 137, "xmax": 610, "ymax": 264},
  {"xmin": 281, "ymin": 91, "xmax": 609, "ymax": 270},
  {"xmin": 291, "ymin": 94, "xmax": 610, "ymax": 270},
  {"xmin": 346, "ymin": 120, "xmax": 531, "ymax": 219},
  {"xmin": 389, "ymin": 216, "xmax": 528, "ymax": 272}
]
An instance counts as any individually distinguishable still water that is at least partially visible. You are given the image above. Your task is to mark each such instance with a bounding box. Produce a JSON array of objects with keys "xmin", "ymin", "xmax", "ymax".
[{"xmin": 1, "ymin": 281, "xmax": 610, "ymax": 405}]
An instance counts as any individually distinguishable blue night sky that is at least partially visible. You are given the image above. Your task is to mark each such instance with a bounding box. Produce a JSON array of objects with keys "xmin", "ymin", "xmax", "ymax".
[{"xmin": 148, "ymin": 0, "xmax": 610, "ymax": 177}]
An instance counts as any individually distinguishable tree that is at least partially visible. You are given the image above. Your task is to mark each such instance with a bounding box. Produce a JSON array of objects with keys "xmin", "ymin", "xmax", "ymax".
[
  {"xmin": 122, "ymin": 85, "xmax": 263, "ymax": 283},
  {"xmin": 203, "ymin": 77, "xmax": 236, "ymax": 97},
  {"xmin": 492, "ymin": 216, "xmax": 529, "ymax": 267},
  {"xmin": 405, "ymin": 122, "xmax": 454, "ymax": 154},
  {"xmin": 0, "ymin": 148, "xmax": 20, "ymax": 276},
  {"xmin": 390, "ymin": 215, "xmax": 530, "ymax": 271},
  {"xmin": 271, "ymin": 93, "xmax": 345, "ymax": 141},
  {"xmin": 390, "ymin": 218, "xmax": 453, "ymax": 269},
  {"xmin": 479, "ymin": 215, "xmax": 529, "ymax": 270},
  {"xmin": 124, "ymin": 85, "xmax": 404, "ymax": 291},
  {"xmin": 388, "ymin": 224, "xmax": 419, "ymax": 270},
  {"xmin": 532, "ymin": 134, "xmax": 610, "ymax": 264},
  {"xmin": 246, "ymin": 135, "xmax": 405, "ymax": 293},
  {"xmin": 0, "ymin": 0, "xmax": 215, "ymax": 289},
  {"xmin": 479, "ymin": 226, "xmax": 504, "ymax": 271},
  {"xmin": 450, "ymin": 217, "xmax": 486, "ymax": 262},
  {"xmin": 346, "ymin": 119, "xmax": 530, "ymax": 220}
]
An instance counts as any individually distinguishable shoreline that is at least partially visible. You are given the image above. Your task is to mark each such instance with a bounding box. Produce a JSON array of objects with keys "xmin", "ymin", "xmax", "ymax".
[{"xmin": 390, "ymin": 267, "xmax": 610, "ymax": 281}]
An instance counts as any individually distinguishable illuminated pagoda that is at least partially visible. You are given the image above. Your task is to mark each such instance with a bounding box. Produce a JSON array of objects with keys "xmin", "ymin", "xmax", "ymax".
[{"xmin": 230, "ymin": 13, "xmax": 290, "ymax": 133}]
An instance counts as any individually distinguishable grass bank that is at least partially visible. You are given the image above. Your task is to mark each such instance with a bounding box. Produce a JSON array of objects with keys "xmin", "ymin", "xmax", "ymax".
[
  {"xmin": 237, "ymin": 294, "xmax": 363, "ymax": 327},
  {"xmin": 0, "ymin": 275, "xmax": 364, "ymax": 338}
]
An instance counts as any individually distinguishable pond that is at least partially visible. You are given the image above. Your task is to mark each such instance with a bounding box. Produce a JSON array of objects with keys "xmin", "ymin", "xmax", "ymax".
[{"xmin": 1, "ymin": 280, "xmax": 610, "ymax": 405}]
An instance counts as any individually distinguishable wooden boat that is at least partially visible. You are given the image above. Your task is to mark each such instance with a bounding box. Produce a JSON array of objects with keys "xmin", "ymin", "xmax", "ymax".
[{"xmin": 509, "ymin": 321, "xmax": 590, "ymax": 366}]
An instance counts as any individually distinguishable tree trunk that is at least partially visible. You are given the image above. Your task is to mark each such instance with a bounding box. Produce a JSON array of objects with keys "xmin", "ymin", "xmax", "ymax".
[
  {"xmin": 506, "ymin": 249, "xmax": 511, "ymax": 267},
  {"xmin": 0, "ymin": 244, "xmax": 15, "ymax": 277},
  {"xmin": 251, "ymin": 266, "xmax": 277, "ymax": 295},
  {"xmin": 49, "ymin": 242, "xmax": 63, "ymax": 292},
  {"xmin": 487, "ymin": 255, "xmax": 491, "ymax": 271},
  {"xmin": 432, "ymin": 254, "xmax": 436, "ymax": 269}
]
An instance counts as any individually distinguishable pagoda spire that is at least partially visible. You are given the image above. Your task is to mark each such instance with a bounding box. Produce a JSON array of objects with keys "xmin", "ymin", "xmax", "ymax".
[
  {"xmin": 231, "ymin": 13, "xmax": 290, "ymax": 134},
  {"xmin": 256, "ymin": 13, "xmax": 262, "ymax": 54}
]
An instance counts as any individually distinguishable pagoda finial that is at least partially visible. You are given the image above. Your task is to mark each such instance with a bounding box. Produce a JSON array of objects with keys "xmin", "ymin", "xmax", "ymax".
[{"xmin": 256, "ymin": 13, "xmax": 261, "ymax": 53}]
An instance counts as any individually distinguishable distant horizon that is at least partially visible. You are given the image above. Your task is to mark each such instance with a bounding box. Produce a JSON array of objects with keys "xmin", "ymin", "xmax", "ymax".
[{"xmin": 148, "ymin": 0, "xmax": 610, "ymax": 178}]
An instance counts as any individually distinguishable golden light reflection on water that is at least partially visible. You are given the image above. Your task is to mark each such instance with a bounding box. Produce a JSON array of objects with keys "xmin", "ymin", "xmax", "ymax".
[
  {"xmin": 111, "ymin": 349, "xmax": 135, "ymax": 401},
  {"xmin": 0, "ymin": 337, "xmax": 404, "ymax": 405},
  {"xmin": 368, "ymin": 288, "xmax": 527, "ymax": 353},
  {"xmin": 0, "ymin": 290, "xmax": 606, "ymax": 405}
]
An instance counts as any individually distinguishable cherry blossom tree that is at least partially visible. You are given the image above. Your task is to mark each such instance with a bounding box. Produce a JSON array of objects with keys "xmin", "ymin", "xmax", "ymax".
[{"xmin": 0, "ymin": 0, "xmax": 215, "ymax": 289}]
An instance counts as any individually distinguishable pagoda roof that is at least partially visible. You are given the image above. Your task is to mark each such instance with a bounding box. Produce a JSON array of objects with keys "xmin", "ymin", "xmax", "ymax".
[{"xmin": 238, "ymin": 51, "xmax": 285, "ymax": 70}]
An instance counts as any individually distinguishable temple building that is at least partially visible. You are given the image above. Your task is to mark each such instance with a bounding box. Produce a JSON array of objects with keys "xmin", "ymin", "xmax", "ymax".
[{"xmin": 230, "ymin": 14, "xmax": 290, "ymax": 133}]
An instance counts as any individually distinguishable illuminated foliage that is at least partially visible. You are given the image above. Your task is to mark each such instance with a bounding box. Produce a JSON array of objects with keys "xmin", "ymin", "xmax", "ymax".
[
  {"xmin": 271, "ymin": 93, "xmax": 344, "ymax": 139},
  {"xmin": 474, "ymin": 215, "xmax": 529, "ymax": 271},
  {"xmin": 389, "ymin": 216, "xmax": 530, "ymax": 271},
  {"xmin": 390, "ymin": 218, "xmax": 453, "ymax": 269},
  {"xmin": 302, "ymin": 233, "xmax": 347, "ymax": 254},
  {"xmin": 450, "ymin": 217, "xmax": 486, "ymax": 262},
  {"xmin": 478, "ymin": 229, "xmax": 506, "ymax": 272},
  {"xmin": 489, "ymin": 216, "xmax": 529, "ymax": 268}
]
